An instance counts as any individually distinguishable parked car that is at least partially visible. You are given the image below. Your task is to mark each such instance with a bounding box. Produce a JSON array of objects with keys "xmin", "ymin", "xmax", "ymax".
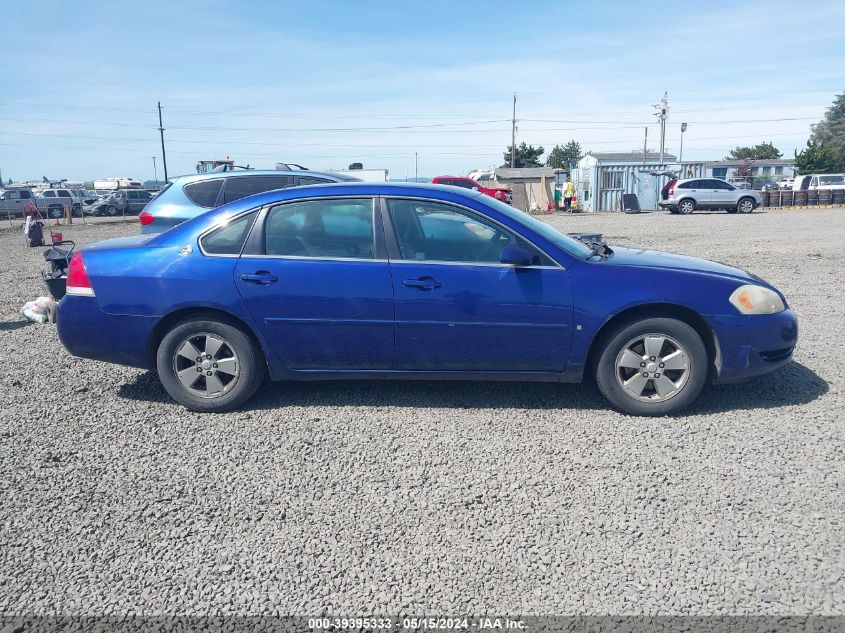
[
  {"xmin": 35, "ymin": 187, "xmax": 95, "ymax": 218},
  {"xmin": 83, "ymin": 190, "xmax": 129, "ymax": 217},
  {"xmin": 138, "ymin": 170, "xmax": 360, "ymax": 234},
  {"xmin": 659, "ymin": 178, "xmax": 762, "ymax": 214},
  {"xmin": 776, "ymin": 177, "xmax": 795, "ymax": 190},
  {"xmin": 792, "ymin": 173, "xmax": 845, "ymax": 190},
  {"xmin": 0, "ymin": 187, "xmax": 38, "ymax": 218},
  {"xmin": 57, "ymin": 182, "xmax": 797, "ymax": 417},
  {"xmin": 432, "ymin": 176, "xmax": 513, "ymax": 205}
]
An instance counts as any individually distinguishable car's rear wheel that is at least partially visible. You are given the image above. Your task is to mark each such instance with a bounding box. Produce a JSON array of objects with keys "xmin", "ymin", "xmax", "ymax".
[
  {"xmin": 737, "ymin": 197, "xmax": 755, "ymax": 213},
  {"xmin": 595, "ymin": 317, "xmax": 708, "ymax": 416},
  {"xmin": 105, "ymin": 205, "xmax": 118, "ymax": 217},
  {"xmin": 157, "ymin": 315, "xmax": 265, "ymax": 412},
  {"xmin": 48, "ymin": 206, "xmax": 63, "ymax": 219},
  {"xmin": 677, "ymin": 199, "xmax": 696, "ymax": 215}
]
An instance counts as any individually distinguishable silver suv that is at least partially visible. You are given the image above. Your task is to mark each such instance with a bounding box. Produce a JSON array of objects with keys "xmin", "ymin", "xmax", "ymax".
[{"xmin": 659, "ymin": 178, "xmax": 762, "ymax": 214}]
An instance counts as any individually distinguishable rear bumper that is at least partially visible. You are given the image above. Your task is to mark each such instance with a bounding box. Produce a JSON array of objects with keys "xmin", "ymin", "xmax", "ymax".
[
  {"xmin": 57, "ymin": 296, "xmax": 157, "ymax": 369},
  {"xmin": 708, "ymin": 309, "xmax": 798, "ymax": 383}
]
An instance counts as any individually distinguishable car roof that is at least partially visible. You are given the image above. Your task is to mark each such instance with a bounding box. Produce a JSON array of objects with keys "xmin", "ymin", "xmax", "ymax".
[{"xmin": 168, "ymin": 169, "xmax": 359, "ymax": 184}]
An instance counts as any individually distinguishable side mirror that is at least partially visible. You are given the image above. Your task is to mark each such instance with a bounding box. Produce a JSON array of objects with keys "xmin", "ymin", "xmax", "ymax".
[{"xmin": 500, "ymin": 245, "xmax": 536, "ymax": 266}]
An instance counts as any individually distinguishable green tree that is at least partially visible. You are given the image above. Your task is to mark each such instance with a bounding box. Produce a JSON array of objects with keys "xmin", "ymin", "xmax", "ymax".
[
  {"xmin": 795, "ymin": 138, "xmax": 835, "ymax": 174},
  {"xmin": 546, "ymin": 140, "xmax": 584, "ymax": 169},
  {"xmin": 725, "ymin": 142, "xmax": 783, "ymax": 160},
  {"xmin": 807, "ymin": 92, "xmax": 845, "ymax": 171},
  {"xmin": 502, "ymin": 142, "xmax": 544, "ymax": 168}
]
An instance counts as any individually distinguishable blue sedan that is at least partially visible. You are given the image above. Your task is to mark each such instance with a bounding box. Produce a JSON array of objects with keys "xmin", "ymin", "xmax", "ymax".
[{"xmin": 58, "ymin": 183, "xmax": 798, "ymax": 416}]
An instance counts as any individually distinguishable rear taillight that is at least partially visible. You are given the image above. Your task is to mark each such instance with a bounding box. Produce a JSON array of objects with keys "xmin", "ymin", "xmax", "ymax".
[
  {"xmin": 495, "ymin": 191, "xmax": 505, "ymax": 200},
  {"xmin": 139, "ymin": 211, "xmax": 154, "ymax": 225},
  {"xmin": 667, "ymin": 179, "xmax": 677, "ymax": 196},
  {"xmin": 66, "ymin": 252, "xmax": 95, "ymax": 297}
]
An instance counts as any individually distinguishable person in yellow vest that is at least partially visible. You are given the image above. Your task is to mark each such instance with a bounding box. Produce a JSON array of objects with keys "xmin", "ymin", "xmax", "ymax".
[{"xmin": 563, "ymin": 176, "xmax": 575, "ymax": 212}]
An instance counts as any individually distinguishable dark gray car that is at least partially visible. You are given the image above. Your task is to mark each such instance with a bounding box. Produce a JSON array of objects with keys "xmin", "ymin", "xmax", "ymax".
[{"xmin": 139, "ymin": 170, "xmax": 361, "ymax": 234}]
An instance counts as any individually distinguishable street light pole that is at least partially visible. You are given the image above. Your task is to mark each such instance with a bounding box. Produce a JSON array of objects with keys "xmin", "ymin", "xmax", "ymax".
[
  {"xmin": 511, "ymin": 93, "xmax": 516, "ymax": 168},
  {"xmin": 679, "ymin": 122, "xmax": 687, "ymax": 167}
]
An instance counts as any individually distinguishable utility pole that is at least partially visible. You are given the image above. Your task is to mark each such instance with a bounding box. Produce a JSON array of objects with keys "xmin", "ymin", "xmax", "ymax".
[
  {"xmin": 679, "ymin": 122, "xmax": 687, "ymax": 167},
  {"xmin": 643, "ymin": 127, "xmax": 648, "ymax": 165},
  {"xmin": 511, "ymin": 93, "xmax": 517, "ymax": 168},
  {"xmin": 157, "ymin": 102, "xmax": 169, "ymax": 182},
  {"xmin": 152, "ymin": 156, "xmax": 157, "ymax": 183},
  {"xmin": 652, "ymin": 92, "xmax": 669, "ymax": 166}
]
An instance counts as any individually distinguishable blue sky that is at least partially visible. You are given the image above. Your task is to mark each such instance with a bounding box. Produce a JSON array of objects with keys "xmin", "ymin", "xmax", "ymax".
[{"xmin": 2, "ymin": 0, "xmax": 844, "ymax": 182}]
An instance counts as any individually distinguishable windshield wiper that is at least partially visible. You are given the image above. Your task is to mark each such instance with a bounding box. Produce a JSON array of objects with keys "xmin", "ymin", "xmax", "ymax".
[{"xmin": 587, "ymin": 242, "xmax": 613, "ymax": 259}]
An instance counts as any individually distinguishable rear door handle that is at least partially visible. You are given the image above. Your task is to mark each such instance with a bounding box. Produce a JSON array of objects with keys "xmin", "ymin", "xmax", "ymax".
[
  {"xmin": 403, "ymin": 277, "xmax": 441, "ymax": 290},
  {"xmin": 239, "ymin": 271, "xmax": 278, "ymax": 285}
]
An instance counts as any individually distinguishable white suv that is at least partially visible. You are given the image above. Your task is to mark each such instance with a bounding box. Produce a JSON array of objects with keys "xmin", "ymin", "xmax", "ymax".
[{"xmin": 659, "ymin": 178, "xmax": 763, "ymax": 214}]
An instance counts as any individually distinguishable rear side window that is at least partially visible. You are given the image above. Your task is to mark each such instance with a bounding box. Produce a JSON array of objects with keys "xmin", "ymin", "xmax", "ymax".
[
  {"xmin": 200, "ymin": 211, "xmax": 258, "ymax": 255},
  {"xmin": 263, "ymin": 198, "xmax": 374, "ymax": 259},
  {"xmin": 58, "ymin": 190, "xmax": 72, "ymax": 198},
  {"xmin": 184, "ymin": 179, "xmax": 224, "ymax": 207},
  {"xmin": 20, "ymin": 190, "xmax": 31, "ymax": 199},
  {"xmin": 450, "ymin": 179, "xmax": 476, "ymax": 189},
  {"xmin": 127, "ymin": 191, "xmax": 139, "ymax": 200},
  {"xmin": 221, "ymin": 175, "xmax": 295, "ymax": 204}
]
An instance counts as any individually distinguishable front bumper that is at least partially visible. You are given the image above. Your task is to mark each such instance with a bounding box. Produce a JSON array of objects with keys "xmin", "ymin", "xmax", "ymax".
[{"xmin": 708, "ymin": 309, "xmax": 798, "ymax": 383}]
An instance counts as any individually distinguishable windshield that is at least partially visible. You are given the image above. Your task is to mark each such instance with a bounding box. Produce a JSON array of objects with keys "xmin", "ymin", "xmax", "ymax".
[
  {"xmin": 818, "ymin": 175, "xmax": 845, "ymax": 186},
  {"xmin": 481, "ymin": 196, "xmax": 594, "ymax": 259}
]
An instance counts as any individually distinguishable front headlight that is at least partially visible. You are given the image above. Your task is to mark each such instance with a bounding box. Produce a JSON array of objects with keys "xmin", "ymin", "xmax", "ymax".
[{"xmin": 729, "ymin": 284, "xmax": 785, "ymax": 315}]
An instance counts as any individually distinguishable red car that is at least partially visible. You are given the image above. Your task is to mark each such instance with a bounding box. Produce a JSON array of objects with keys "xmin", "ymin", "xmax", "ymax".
[{"xmin": 432, "ymin": 176, "xmax": 513, "ymax": 205}]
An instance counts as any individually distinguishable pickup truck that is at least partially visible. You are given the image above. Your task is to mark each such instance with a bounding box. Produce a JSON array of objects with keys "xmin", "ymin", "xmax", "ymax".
[{"xmin": 432, "ymin": 176, "xmax": 513, "ymax": 205}]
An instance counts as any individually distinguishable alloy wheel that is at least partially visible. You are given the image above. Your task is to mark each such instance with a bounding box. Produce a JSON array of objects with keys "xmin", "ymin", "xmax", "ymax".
[
  {"xmin": 738, "ymin": 199, "xmax": 754, "ymax": 213},
  {"xmin": 172, "ymin": 332, "xmax": 240, "ymax": 399},
  {"xmin": 615, "ymin": 333, "xmax": 691, "ymax": 402}
]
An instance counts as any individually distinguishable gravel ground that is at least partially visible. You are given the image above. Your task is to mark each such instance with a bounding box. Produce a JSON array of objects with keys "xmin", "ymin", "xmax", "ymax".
[{"xmin": 0, "ymin": 208, "xmax": 843, "ymax": 617}]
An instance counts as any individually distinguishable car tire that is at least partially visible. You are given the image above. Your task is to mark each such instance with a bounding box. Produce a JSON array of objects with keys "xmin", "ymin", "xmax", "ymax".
[
  {"xmin": 677, "ymin": 198, "xmax": 696, "ymax": 215},
  {"xmin": 105, "ymin": 205, "xmax": 118, "ymax": 217},
  {"xmin": 157, "ymin": 315, "xmax": 265, "ymax": 412},
  {"xmin": 48, "ymin": 206, "xmax": 63, "ymax": 219},
  {"xmin": 595, "ymin": 317, "xmax": 709, "ymax": 416},
  {"xmin": 737, "ymin": 197, "xmax": 755, "ymax": 213}
]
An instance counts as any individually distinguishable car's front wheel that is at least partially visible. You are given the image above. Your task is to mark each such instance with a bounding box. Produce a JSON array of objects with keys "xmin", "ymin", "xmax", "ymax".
[
  {"xmin": 595, "ymin": 317, "xmax": 708, "ymax": 416},
  {"xmin": 737, "ymin": 197, "xmax": 755, "ymax": 213},
  {"xmin": 157, "ymin": 315, "xmax": 265, "ymax": 412}
]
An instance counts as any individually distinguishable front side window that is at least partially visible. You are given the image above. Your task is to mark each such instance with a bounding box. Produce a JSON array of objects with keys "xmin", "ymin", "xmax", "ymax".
[
  {"xmin": 184, "ymin": 179, "xmax": 224, "ymax": 207},
  {"xmin": 127, "ymin": 191, "xmax": 139, "ymax": 200},
  {"xmin": 2, "ymin": 190, "xmax": 20, "ymax": 200},
  {"xmin": 200, "ymin": 211, "xmax": 258, "ymax": 255},
  {"xmin": 221, "ymin": 175, "xmax": 295, "ymax": 204},
  {"xmin": 387, "ymin": 199, "xmax": 521, "ymax": 264},
  {"xmin": 263, "ymin": 198, "xmax": 374, "ymax": 259},
  {"xmin": 41, "ymin": 190, "xmax": 55, "ymax": 198},
  {"xmin": 19, "ymin": 190, "xmax": 31, "ymax": 199}
]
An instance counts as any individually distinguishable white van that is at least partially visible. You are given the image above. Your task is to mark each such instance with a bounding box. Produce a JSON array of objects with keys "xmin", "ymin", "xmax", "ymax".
[{"xmin": 792, "ymin": 174, "xmax": 845, "ymax": 190}]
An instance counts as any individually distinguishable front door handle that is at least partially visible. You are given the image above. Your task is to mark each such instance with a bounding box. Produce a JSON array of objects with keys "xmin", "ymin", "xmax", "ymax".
[
  {"xmin": 239, "ymin": 271, "xmax": 278, "ymax": 285},
  {"xmin": 403, "ymin": 277, "xmax": 441, "ymax": 291}
]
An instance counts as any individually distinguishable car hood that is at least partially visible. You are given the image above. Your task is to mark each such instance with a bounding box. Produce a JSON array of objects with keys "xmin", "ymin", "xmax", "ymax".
[{"xmin": 604, "ymin": 246, "xmax": 756, "ymax": 283}]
